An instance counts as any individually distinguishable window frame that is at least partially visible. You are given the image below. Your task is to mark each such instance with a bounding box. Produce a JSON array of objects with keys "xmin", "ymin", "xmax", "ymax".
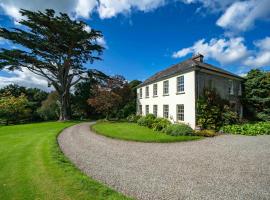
[
  {"xmin": 139, "ymin": 105, "xmax": 142, "ymax": 115},
  {"xmin": 163, "ymin": 104, "xmax": 169, "ymax": 118},
  {"xmin": 176, "ymin": 75, "xmax": 185, "ymax": 93},
  {"xmin": 176, "ymin": 104, "xmax": 184, "ymax": 121},
  {"xmin": 145, "ymin": 86, "xmax": 149, "ymax": 98},
  {"xmin": 145, "ymin": 105, "xmax": 149, "ymax": 115},
  {"xmin": 153, "ymin": 105, "xmax": 158, "ymax": 117},
  {"xmin": 153, "ymin": 83, "xmax": 158, "ymax": 97},
  {"xmin": 228, "ymin": 80, "xmax": 234, "ymax": 95},
  {"xmin": 139, "ymin": 88, "xmax": 142, "ymax": 98},
  {"xmin": 163, "ymin": 80, "xmax": 169, "ymax": 96}
]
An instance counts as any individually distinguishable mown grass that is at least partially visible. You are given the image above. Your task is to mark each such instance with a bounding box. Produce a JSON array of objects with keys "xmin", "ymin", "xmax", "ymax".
[
  {"xmin": 92, "ymin": 122, "xmax": 202, "ymax": 143},
  {"xmin": 0, "ymin": 122, "xmax": 130, "ymax": 200}
]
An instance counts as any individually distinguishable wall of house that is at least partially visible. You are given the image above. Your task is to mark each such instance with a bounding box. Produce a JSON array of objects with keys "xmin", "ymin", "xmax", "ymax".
[
  {"xmin": 137, "ymin": 71, "xmax": 196, "ymax": 129},
  {"xmin": 196, "ymin": 70, "xmax": 243, "ymax": 117}
]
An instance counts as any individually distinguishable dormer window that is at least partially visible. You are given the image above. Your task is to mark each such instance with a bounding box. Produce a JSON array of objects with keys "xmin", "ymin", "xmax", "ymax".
[
  {"xmin": 145, "ymin": 86, "xmax": 149, "ymax": 98},
  {"xmin": 163, "ymin": 80, "xmax": 169, "ymax": 95}
]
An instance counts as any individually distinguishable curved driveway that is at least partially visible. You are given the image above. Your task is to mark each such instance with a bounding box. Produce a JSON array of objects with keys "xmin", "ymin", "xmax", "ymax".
[{"xmin": 58, "ymin": 122, "xmax": 270, "ymax": 200}]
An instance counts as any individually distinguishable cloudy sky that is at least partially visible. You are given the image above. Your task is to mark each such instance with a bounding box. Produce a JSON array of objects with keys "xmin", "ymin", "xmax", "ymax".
[{"xmin": 0, "ymin": 0, "xmax": 270, "ymax": 91}]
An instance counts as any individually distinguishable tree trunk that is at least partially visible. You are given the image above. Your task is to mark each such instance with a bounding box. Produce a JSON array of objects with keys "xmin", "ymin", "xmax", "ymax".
[{"xmin": 59, "ymin": 90, "xmax": 71, "ymax": 121}]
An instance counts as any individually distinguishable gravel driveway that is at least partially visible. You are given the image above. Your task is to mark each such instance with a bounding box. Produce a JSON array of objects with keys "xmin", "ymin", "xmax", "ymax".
[{"xmin": 58, "ymin": 122, "xmax": 270, "ymax": 200}]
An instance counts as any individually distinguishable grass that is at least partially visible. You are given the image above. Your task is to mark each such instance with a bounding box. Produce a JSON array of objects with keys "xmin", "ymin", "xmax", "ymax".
[
  {"xmin": 92, "ymin": 122, "xmax": 202, "ymax": 143},
  {"xmin": 0, "ymin": 122, "xmax": 130, "ymax": 200}
]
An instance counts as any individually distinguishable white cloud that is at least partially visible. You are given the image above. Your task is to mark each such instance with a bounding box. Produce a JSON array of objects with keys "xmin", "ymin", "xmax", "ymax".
[
  {"xmin": 75, "ymin": 0, "xmax": 97, "ymax": 18},
  {"xmin": 216, "ymin": 0, "xmax": 270, "ymax": 32},
  {"xmin": 172, "ymin": 36, "xmax": 270, "ymax": 68},
  {"xmin": 83, "ymin": 25, "xmax": 92, "ymax": 33},
  {"xmin": 98, "ymin": 0, "xmax": 165, "ymax": 19},
  {"xmin": 173, "ymin": 37, "xmax": 248, "ymax": 64},
  {"xmin": 0, "ymin": 69, "xmax": 51, "ymax": 91},
  {"xmin": 96, "ymin": 37, "xmax": 108, "ymax": 48}
]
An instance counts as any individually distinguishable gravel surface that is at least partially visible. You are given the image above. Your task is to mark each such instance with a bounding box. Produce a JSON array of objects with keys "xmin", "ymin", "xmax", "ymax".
[{"xmin": 58, "ymin": 122, "xmax": 270, "ymax": 200}]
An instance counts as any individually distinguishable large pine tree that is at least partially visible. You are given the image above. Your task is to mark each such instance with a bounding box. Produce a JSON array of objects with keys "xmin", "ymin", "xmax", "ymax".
[{"xmin": 0, "ymin": 9, "xmax": 104, "ymax": 120}]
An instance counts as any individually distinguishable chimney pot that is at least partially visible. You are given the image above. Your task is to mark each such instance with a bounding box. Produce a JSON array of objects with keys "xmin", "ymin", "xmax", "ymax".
[{"xmin": 192, "ymin": 54, "xmax": 204, "ymax": 62}]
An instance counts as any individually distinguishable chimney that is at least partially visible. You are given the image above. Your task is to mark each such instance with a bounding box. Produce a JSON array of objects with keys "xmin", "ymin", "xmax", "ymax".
[{"xmin": 192, "ymin": 53, "xmax": 204, "ymax": 62}]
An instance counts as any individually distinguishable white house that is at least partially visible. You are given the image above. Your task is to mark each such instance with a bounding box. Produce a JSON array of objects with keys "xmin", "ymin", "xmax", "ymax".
[{"xmin": 137, "ymin": 54, "xmax": 243, "ymax": 129}]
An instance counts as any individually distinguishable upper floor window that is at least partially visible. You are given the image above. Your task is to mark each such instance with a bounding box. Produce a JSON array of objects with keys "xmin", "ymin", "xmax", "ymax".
[
  {"xmin": 153, "ymin": 105, "xmax": 157, "ymax": 117},
  {"xmin": 145, "ymin": 86, "xmax": 149, "ymax": 98},
  {"xmin": 238, "ymin": 84, "xmax": 242, "ymax": 96},
  {"xmin": 145, "ymin": 105, "xmax": 149, "ymax": 115},
  {"xmin": 139, "ymin": 88, "xmax": 142, "ymax": 98},
  {"xmin": 228, "ymin": 80, "xmax": 234, "ymax": 95},
  {"xmin": 163, "ymin": 80, "xmax": 169, "ymax": 95},
  {"xmin": 176, "ymin": 104, "xmax": 184, "ymax": 121},
  {"xmin": 177, "ymin": 76, "xmax": 184, "ymax": 93},
  {"xmin": 163, "ymin": 105, "xmax": 169, "ymax": 118},
  {"xmin": 153, "ymin": 84, "xmax": 158, "ymax": 96}
]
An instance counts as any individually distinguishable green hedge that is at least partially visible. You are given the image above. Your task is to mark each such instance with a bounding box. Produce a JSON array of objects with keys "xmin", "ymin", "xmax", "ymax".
[
  {"xmin": 220, "ymin": 122, "xmax": 270, "ymax": 136},
  {"xmin": 163, "ymin": 123, "xmax": 194, "ymax": 136}
]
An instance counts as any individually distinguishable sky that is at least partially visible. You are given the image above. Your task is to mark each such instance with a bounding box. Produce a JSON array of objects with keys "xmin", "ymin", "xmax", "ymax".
[{"xmin": 0, "ymin": 0, "xmax": 270, "ymax": 91}]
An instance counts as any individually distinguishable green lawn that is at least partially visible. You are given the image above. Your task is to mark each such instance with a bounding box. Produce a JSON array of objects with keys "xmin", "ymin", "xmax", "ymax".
[
  {"xmin": 0, "ymin": 122, "xmax": 130, "ymax": 200},
  {"xmin": 92, "ymin": 122, "xmax": 202, "ymax": 142}
]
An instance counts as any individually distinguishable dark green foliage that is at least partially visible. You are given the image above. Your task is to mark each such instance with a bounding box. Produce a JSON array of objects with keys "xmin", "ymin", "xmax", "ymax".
[
  {"xmin": 0, "ymin": 9, "xmax": 104, "ymax": 120},
  {"xmin": 152, "ymin": 118, "xmax": 171, "ymax": 131},
  {"xmin": 243, "ymin": 69, "xmax": 270, "ymax": 121},
  {"xmin": 137, "ymin": 114, "xmax": 156, "ymax": 128},
  {"xmin": 37, "ymin": 91, "xmax": 59, "ymax": 120},
  {"xmin": 220, "ymin": 122, "xmax": 270, "ymax": 135},
  {"xmin": 195, "ymin": 129, "xmax": 216, "ymax": 137},
  {"xmin": 163, "ymin": 123, "xmax": 194, "ymax": 136},
  {"xmin": 197, "ymin": 89, "xmax": 239, "ymax": 130},
  {"xmin": 126, "ymin": 114, "xmax": 141, "ymax": 123}
]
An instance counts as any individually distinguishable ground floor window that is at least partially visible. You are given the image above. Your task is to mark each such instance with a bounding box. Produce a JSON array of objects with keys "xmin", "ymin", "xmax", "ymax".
[
  {"xmin": 163, "ymin": 105, "xmax": 169, "ymax": 118},
  {"xmin": 145, "ymin": 105, "xmax": 149, "ymax": 115},
  {"xmin": 153, "ymin": 105, "xmax": 158, "ymax": 117},
  {"xmin": 139, "ymin": 105, "xmax": 142, "ymax": 115},
  {"xmin": 176, "ymin": 104, "xmax": 184, "ymax": 121}
]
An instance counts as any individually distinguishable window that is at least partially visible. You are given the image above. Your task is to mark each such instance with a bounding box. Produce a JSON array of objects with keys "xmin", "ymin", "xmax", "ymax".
[
  {"xmin": 138, "ymin": 105, "xmax": 142, "ymax": 115},
  {"xmin": 163, "ymin": 80, "xmax": 169, "ymax": 95},
  {"xmin": 139, "ymin": 88, "xmax": 142, "ymax": 98},
  {"xmin": 145, "ymin": 86, "xmax": 149, "ymax": 98},
  {"xmin": 177, "ymin": 76, "xmax": 184, "ymax": 93},
  {"xmin": 163, "ymin": 105, "xmax": 169, "ymax": 118},
  {"xmin": 153, "ymin": 105, "xmax": 158, "ymax": 117},
  {"xmin": 228, "ymin": 80, "xmax": 234, "ymax": 95},
  {"xmin": 145, "ymin": 105, "xmax": 149, "ymax": 115},
  {"xmin": 176, "ymin": 104, "xmax": 184, "ymax": 121},
  {"xmin": 238, "ymin": 84, "xmax": 242, "ymax": 96},
  {"xmin": 153, "ymin": 84, "xmax": 158, "ymax": 96}
]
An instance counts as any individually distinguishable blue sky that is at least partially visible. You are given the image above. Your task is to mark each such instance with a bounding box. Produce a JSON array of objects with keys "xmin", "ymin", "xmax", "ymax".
[{"xmin": 0, "ymin": 0, "xmax": 270, "ymax": 91}]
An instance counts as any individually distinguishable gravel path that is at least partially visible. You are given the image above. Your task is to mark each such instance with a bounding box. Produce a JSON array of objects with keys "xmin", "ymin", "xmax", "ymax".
[{"xmin": 58, "ymin": 122, "xmax": 270, "ymax": 200}]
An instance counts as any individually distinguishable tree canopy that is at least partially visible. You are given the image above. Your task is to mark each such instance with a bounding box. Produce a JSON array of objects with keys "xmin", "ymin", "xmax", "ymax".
[{"xmin": 0, "ymin": 9, "xmax": 104, "ymax": 120}]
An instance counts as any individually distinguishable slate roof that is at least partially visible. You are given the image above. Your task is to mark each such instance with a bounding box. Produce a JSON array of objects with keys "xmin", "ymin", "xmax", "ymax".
[{"xmin": 138, "ymin": 56, "xmax": 243, "ymax": 87}]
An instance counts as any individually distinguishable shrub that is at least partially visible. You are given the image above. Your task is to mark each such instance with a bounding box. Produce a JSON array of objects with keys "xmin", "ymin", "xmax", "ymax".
[
  {"xmin": 220, "ymin": 122, "xmax": 270, "ymax": 136},
  {"xmin": 195, "ymin": 129, "xmax": 216, "ymax": 137},
  {"xmin": 137, "ymin": 114, "xmax": 156, "ymax": 128},
  {"xmin": 152, "ymin": 118, "xmax": 171, "ymax": 131},
  {"xmin": 126, "ymin": 114, "xmax": 141, "ymax": 123},
  {"xmin": 163, "ymin": 123, "xmax": 194, "ymax": 136}
]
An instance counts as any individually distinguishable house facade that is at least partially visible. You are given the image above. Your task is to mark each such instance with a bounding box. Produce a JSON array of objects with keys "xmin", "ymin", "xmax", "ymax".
[{"xmin": 137, "ymin": 54, "xmax": 243, "ymax": 129}]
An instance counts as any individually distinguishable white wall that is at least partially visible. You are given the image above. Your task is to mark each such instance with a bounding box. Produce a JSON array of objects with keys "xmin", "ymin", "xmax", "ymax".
[{"xmin": 137, "ymin": 71, "xmax": 196, "ymax": 129}]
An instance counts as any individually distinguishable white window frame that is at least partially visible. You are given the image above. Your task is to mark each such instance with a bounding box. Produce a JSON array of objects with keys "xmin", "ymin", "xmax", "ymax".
[
  {"xmin": 145, "ymin": 86, "xmax": 149, "ymax": 98},
  {"xmin": 145, "ymin": 105, "xmax": 149, "ymax": 115},
  {"xmin": 163, "ymin": 105, "xmax": 169, "ymax": 118},
  {"xmin": 228, "ymin": 80, "xmax": 234, "ymax": 95},
  {"xmin": 139, "ymin": 88, "xmax": 142, "ymax": 98},
  {"xmin": 139, "ymin": 105, "xmax": 142, "ymax": 115},
  {"xmin": 163, "ymin": 80, "xmax": 169, "ymax": 95},
  {"xmin": 176, "ymin": 75, "xmax": 184, "ymax": 93},
  {"xmin": 153, "ymin": 84, "xmax": 158, "ymax": 97},
  {"xmin": 153, "ymin": 105, "xmax": 158, "ymax": 117},
  {"xmin": 176, "ymin": 104, "xmax": 184, "ymax": 121}
]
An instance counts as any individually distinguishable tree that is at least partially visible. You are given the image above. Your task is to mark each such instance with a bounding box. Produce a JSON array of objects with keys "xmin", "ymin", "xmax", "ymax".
[
  {"xmin": 0, "ymin": 92, "xmax": 30, "ymax": 125},
  {"xmin": 0, "ymin": 9, "xmax": 104, "ymax": 120},
  {"xmin": 37, "ymin": 91, "xmax": 59, "ymax": 120},
  {"xmin": 243, "ymin": 69, "xmax": 270, "ymax": 121}
]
